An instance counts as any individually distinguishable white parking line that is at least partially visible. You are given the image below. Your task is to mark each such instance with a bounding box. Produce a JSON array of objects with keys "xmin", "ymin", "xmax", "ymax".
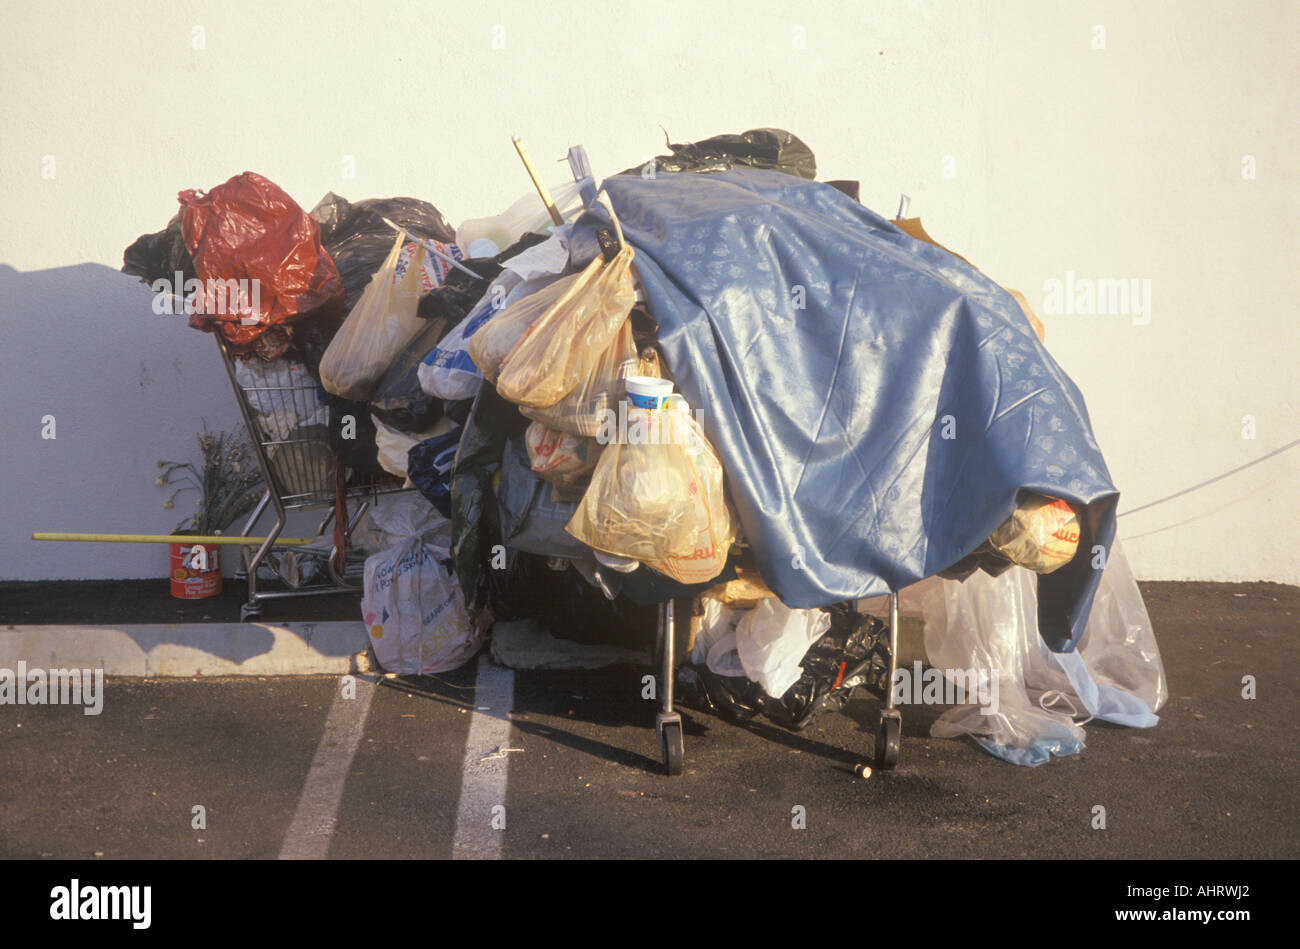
[
  {"xmin": 279, "ymin": 675, "xmax": 376, "ymax": 859},
  {"xmin": 451, "ymin": 657, "xmax": 516, "ymax": 860}
]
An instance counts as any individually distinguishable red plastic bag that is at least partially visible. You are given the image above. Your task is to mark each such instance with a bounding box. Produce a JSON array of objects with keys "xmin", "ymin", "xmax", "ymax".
[{"xmin": 179, "ymin": 172, "xmax": 344, "ymax": 356}]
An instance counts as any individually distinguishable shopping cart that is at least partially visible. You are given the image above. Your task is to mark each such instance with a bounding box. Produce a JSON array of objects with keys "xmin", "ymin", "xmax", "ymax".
[{"xmin": 215, "ymin": 335, "xmax": 408, "ymax": 620}]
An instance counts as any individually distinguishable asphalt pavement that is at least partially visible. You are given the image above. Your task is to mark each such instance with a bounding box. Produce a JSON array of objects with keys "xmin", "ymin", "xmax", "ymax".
[{"xmin": 0, "ymin": 580, "xmax": 1295, "ymax": 859}]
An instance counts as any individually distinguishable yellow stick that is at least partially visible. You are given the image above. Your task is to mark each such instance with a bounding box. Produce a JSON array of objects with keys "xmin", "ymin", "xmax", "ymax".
[
  {"xmin": 511, "ymin": 135, "xmax": 565, "ymax": 226},
  {"xmin": 32, "ymin": 532, "xmax": 317, "ymax": 547}
]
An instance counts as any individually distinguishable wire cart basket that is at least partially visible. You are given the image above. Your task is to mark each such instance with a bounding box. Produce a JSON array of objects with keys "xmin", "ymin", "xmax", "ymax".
[{"xmin": 215, "ymin": 334, "xmax": 408, "ymax": 621}]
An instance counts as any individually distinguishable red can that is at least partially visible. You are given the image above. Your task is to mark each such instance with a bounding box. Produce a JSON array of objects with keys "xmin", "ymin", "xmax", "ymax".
[{"xmin": 169, "ymin": 537, "xmax": 223, "ymax": 599}]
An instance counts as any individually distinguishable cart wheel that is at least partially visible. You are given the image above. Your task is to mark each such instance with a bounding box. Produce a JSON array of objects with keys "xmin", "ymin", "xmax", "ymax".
[
  {"xmin": 240, "ymin": 605, "xmax": 262, "ymax": 622},
  {"xmin": 659, "ymin": 721, "xmax": 684, "ymax": 776},
  {"xmin": 875, "ymin": 709, "xmax": 901, "ymax": 770}
]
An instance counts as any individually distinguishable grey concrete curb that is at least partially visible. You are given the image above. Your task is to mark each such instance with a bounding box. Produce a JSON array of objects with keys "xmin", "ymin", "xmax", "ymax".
[{"xmin": 0, "ymin": 622, "xmax": 370, "ymax": 677}]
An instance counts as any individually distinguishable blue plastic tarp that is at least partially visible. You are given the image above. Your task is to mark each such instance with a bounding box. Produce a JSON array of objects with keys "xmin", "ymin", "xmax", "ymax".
[{"xmin": 568, "ymin": 169, "xmax": 1118, "ymax": 651}]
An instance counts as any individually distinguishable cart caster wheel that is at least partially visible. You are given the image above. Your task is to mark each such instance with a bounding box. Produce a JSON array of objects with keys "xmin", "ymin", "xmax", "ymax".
[
  {"xmin": 875, "ymin": 709, "xmax": 901, "ymax": 770},
  {"xmin": 659, "ymin": 721, "xmax": 684, "ymax": 776},
  {"xmin": 240, "ymin": 606, "xmax": 262, "ymax": 622}
]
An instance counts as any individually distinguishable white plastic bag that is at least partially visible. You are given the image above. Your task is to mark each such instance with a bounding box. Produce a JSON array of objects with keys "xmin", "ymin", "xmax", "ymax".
[
  {"xmin": 693, "ymin": 595, "xmax": 829, "ymax": 699},
  {"xmin": 361, "ymin": 493, "xmax": 479, "ymax": 675},
  {"xmin": 372, "ymin": 414, "xmax": 457, "ymax": 479},
  {"xmin": 692, "ymin": 597, "xmax": 748, "ymax": 679},
  {"xmin": 734, "ymin": 598, "xmax": 830, "ymax": 698},
  {"xmin": 320, "ymin": 233, "xmax": 428, "ymax": 401},
  {"xmin": 455, "ymin": 179, "xmax": 588, "ymax": 255}
]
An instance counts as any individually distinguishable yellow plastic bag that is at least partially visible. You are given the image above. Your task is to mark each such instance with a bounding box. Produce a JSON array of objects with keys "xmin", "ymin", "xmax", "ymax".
[
  {"xmin": 495, "ymin": 195, "xmax": 636, "ymax": 408},
  {"xmin": 519, "ymin": 320, "xmax": 637, "ymax": 437},
  {"xmin": 467, "ymin": 271, "xmax": 583, "ymax": 384},
  {"xmin": 566, "ymin": 402, "xmax": 733, "ymax": 582},
  {"xmin": 320, "ymin": 233, "xmax": 427, "ymax": 401}
]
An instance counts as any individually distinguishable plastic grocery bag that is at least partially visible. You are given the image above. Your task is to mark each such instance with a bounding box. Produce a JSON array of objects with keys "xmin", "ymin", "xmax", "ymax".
[
  {"xmin": 455, "ymin": 178, "xmax": 588, "ymax": 255},
  {"xmin": 468, "ymin": 272, "xmax": 585, "ymax": 384},
  {"xmin": 693, "ymin": 596, "xmax": 829, "ymax": 699},
  {"xmin": 525, "ymin": 421, "xmax": 603, "ymax": 489},
  {"xmin": 361, "ymin": 493, "xmax": 480, "ymax": 675},
  {"xmin": 494, "ymin": 198, "xmax": 636, "ymax": 408},
  {"xmin": 420, "ymin": 230, "xmax": 573, "ymax": 400},
  {"xmin": 735, "ymin": 599, "xmax": 831, "ymax": 698},
  {"xmin": 520, "ymin": 320, "xmax": 638, "ymax": 437},
  {"xmin": 320, "ymin": 233, "xmax": 428, "ymax": 401},
  {"xmin": 987, "ymin": 493, "xmax": 1080, "ymax": 574},
  {"xmin": 372, "ymin": 414, "xmax": 456, "ymax": 479},
  {"xmin": 566, "ymin": 401, "xmax": 733, "ymax": 579}
]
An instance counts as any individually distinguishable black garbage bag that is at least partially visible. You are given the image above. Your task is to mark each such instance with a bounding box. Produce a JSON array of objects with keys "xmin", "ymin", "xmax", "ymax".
[
  {"xmin": 326, "ymin": 395, "xmax": 384, "ymax": 479},
  {"xmin": 676, "ymin": 664, "xmax": 766, "ymax": 722},
  {"xmin": 485, "ymin": 549, "xmax": 553, "ymax": 623},
  {"xmin": 677, "ymin": 605, "xmax": 890, "ymax": 731},
  {"xmin": 444, "ymin": 397, "xmax": 475, "ymax": 427},
  {"xmin": 310, "ymin": 193, "xmax": 457, "ymax": 313},
  {"xmin": 623, "ymin": 128, "xmax": 816, "ymax": 180},
  {"xmin": 536, "ymin": 562, "xmax": 658, "ymax": 647},
  {"xmin": 286, "ymin": 308, "xmax": 348, "ymax": 379},
  {"xmin": 450, "ymin": 382, "xmax": 530, "ymax": 613},
  {"xmin": 122, "ymin": 213, "xmax": 196, "ymax": 287}
]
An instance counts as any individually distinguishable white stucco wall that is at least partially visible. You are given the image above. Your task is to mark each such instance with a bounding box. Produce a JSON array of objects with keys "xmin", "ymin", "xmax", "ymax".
[{"xmin": 1, "ymin": 0, "xmax": 1295, "ymax": 581}]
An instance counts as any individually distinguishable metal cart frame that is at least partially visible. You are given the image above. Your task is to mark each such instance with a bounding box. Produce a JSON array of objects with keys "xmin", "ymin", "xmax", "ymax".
[
  {"xmin": 651, "ymin": 591, "xmax": 902, "ymax": 775},
  {"xmin": 215, "ymin": 334, "xmax": 408, "ymax": 621}
]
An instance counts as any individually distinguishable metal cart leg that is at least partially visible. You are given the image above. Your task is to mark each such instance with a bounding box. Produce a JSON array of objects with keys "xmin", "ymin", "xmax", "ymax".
[
  {"xmin": 241, "ymin": 495, "xmax": 286, "ymax": 622},
  {"xmin": 875, "ymin": 592, "xmax": 902, "ymax": 769},
  {"xmin": 656, "ymin": 599, "xmax": 684, "ymax": 776},
  {"xmin": 234, "ymin": 491, "xmax": 271, "ymax": 583}
]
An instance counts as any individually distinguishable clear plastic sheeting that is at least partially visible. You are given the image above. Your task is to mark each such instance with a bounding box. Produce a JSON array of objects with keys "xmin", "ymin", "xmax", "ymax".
[{"xmin": 918, "ymin": 539, "xmax": 1165, "ymax": 765}]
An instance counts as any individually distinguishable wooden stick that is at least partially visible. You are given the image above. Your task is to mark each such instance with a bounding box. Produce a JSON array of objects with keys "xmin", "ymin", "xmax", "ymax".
[{"xmin": 512, "ymin": 136, "xmax": 565, "ymax": 226}]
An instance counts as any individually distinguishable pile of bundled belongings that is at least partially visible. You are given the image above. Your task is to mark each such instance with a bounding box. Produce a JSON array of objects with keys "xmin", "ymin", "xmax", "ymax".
[{"xmin": 122, "ymin": 128, "xmax": 1166, "ymax": 766}]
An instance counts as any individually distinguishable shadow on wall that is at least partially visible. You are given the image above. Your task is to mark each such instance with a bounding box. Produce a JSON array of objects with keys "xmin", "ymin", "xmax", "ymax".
[{"xmin": 0, "ymin": 262, "xmax": 245, "ymax": 580}]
